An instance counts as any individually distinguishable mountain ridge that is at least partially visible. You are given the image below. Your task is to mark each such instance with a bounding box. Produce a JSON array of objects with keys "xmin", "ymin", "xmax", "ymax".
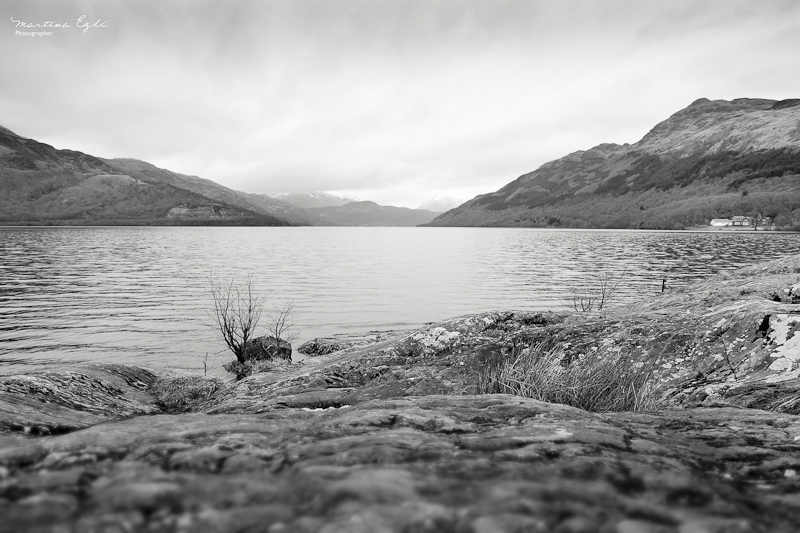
[
  {"xmin": 0, "ymin": 125, "xmax": 440, "ymax": 227},
  {"xmin": 102, "ymin": 158, "xmax": 323, "ymax": 225},
  {"xmin": 427, "ymin": 98, "xmax": 800, "ymax": 229}
]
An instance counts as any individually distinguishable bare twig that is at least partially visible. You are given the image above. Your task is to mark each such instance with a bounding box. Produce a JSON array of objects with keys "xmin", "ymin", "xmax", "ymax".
[
  {"xmin": 569, "ymin": 268, "xmax": 627, "ymax": 313},
  {"xmin": 264, "ymin": 301, "xmax": 298, "ymax": 356}
]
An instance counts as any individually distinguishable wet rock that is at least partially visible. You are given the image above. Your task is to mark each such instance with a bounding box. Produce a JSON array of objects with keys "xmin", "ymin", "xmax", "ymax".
[
  {"xmin": 168, "ymin": 445, "xmax": 233, "ymax": 472},
  {"xmin": 94, "ymin": 481, "xmax": 184, "ymax": 513},
  {"xmin": 221, "ymin": 453, "xmax": 270, "ymax": 473},
  {"xmin": 1, "ymin": 492, "xmax": 79, "ymax": 528},
  {"xmin": 298, "ymin": 331, "xmax": 405, "ymax": 357},
  {"xmin": 0, "ymin": 442, "xmax": 48, "ymax": 468}
]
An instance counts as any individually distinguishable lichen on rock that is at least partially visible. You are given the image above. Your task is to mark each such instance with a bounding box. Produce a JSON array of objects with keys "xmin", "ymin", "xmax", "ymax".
[{"xmin": 410, "ymin": 326, "xmax": 461, "ymax": 356}]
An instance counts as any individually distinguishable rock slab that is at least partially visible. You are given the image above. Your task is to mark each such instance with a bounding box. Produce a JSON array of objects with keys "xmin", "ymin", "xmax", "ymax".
[
  {"xmin": 0, "ymin": 364, "xmax": 159, "ymax": 435},
  {"xmin": 1, "ymin": 396, "xmax": 800, "ymax": 531}
]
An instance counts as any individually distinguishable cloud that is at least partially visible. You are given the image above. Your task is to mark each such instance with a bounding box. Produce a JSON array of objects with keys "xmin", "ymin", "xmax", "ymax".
[{"xmin": 2, "ymin": 0, "xmax": 799, "ymax": 207}]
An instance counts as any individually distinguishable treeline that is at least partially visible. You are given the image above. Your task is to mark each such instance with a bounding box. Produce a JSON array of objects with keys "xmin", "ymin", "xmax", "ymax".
[
  {"xmin": 497, "ymin": 147, "xmax": 800, "ymax": 229},
  {"xmin": 0, "ymin": 217, "xmax": 289, "ymax": 227},
  {"xmin": 496, "ymin": 187, "xmax": 800, "ymax": 230},
  {"xmin": 601, "ymin": 148, "xmax": 800, "ymax": 194}
]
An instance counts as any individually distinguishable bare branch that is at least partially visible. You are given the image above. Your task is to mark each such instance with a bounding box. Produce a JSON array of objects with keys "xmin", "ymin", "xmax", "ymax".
[
  {"xmin": 569, "ymin": 268, "xmax": 627, "ymax": 313},
  {"xmin": 265, "ymin": 301, "xmax": 298, "ymax": 348}
]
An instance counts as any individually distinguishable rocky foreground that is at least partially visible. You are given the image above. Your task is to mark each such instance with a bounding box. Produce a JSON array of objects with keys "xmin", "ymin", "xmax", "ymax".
[{"xmin": 2, "ymin": 256, "xmax": 800, "ymax": 532}]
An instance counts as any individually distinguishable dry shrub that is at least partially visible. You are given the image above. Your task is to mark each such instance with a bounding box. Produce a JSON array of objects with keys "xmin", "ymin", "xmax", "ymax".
[
  {"xmin": 476, "ymin": 341, "xmax": 664, "ymax": 412},
  {"xmin": 210, "ymin": 275, "xmax": 266, "ymax": 364},
  {"xmin": 210, "ymin": 275, "xmax": 298, "ymax": 376},
  {"xmin": 569, "ymin": 269, "xmax": 627, "ymax": 313}
]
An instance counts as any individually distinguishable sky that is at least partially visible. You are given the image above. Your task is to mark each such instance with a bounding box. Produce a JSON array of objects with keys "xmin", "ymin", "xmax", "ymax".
[{"xmin": 2, "ymin": 1, "xmax": 799, "ymax": 208}]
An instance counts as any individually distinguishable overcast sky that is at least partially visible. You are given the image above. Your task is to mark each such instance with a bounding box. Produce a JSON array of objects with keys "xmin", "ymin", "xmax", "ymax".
[{"xmin": 2, "ymin": 1, "xmax": 799, "ymax": 208}]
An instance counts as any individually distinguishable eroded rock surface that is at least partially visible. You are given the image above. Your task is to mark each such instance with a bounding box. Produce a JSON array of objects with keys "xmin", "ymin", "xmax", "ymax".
[
  {"xmin": 298, "ymin": 330, "xmax": 406, "ymax": 357},
  {"xmin": 2, "ymin": 395, "xmax": 800, "ymax": 532},
  {"xmin": 0, "ymin": 364, "xmax": 159, "ymax": 435}
]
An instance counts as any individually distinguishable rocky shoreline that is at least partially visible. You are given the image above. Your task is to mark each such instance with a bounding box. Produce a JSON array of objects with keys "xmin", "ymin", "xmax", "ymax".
[{"xmin": 2, "ymin": 255, "xmax": 800, "ymax": 532}]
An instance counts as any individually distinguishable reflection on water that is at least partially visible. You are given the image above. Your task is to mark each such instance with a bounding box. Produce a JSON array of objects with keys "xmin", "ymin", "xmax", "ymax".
[{"xmin": 1, "ymin": 226, "xmax": 798, "ymax": 375}]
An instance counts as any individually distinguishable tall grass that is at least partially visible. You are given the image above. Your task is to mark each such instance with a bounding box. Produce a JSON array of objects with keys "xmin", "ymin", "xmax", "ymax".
[
  {"xmin": 150, "ymin": 375, "xmax": 223, "ymax": 413},
  {"xmin": 476, "ymin": 340, "xmax": 664, "ymax": 412},
  {"xmin": 724, "ymin": 253, "xmax": 800, "ymax": 277}
]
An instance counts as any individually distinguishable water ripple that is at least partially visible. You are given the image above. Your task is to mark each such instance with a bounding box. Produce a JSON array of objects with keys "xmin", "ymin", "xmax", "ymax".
[{"xmin": 1, "ymin": 226, "xmax": 798, "ymax": 375}]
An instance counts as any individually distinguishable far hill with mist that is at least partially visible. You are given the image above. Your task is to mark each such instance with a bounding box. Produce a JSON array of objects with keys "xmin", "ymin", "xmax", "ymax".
[
  {"xmin": 307, "ymin": 201, "xmax": 441, "ymax": 226},
  {"xmin": 417, "ymin": 197, "xmax": 464, "ymax": 212},
  {"xmin": 271, "ymin": 192, "xmax": 443, "ymax": 226},
  {"xmin": 268, "ymin": 192, "xmax": 358, "ymax": 209},
  {"xmin": 426, "ymin": 98, "xmax": 800, "ymax": 229}
]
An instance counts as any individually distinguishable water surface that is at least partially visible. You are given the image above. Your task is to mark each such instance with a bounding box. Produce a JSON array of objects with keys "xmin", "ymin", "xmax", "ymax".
[{"xmin": 1, "ymin": 226, "xmax": 797, "ymax": 375}]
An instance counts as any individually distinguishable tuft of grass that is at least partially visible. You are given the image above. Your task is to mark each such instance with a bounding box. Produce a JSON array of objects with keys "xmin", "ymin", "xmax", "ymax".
[
  {"xmin": 725, "ymin": 253, "xmax": 800, "ymax": 278},
  {"xmin": 476, "ymin": 341, "xmax": 664, "ymax": 412},
  {"xmin": 150, "ymin": 375, "xmax": 224, "ymax": 412}
]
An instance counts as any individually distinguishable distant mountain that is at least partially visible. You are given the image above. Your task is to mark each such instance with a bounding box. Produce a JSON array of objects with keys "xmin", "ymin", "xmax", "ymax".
[
  {"xmin": 427, "ymin": 98, "xmax": 800, "ymax": 229},
  {"xmin": 308, "ymin": 201, "xmax": 441, "ymax": 226},
  {"xmin": 417, "ymin": 197, "xmax": 463, "ymax": 212},
  {"xmin": 0, "ymin": 126, "xmax": 299, "ymax": 226},
  {"xmin": 104, "ymin": 159, "xmax": 325, "ymax": 226},
  {"xmin": 269, "ymin": 192, "xmax": 358, "ymax": 209}
]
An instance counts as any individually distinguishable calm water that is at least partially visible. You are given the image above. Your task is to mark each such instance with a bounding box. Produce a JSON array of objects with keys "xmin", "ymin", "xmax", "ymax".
[{"xmin": 1, "ymin": 226, "xmax": 798, "ymax": 376}]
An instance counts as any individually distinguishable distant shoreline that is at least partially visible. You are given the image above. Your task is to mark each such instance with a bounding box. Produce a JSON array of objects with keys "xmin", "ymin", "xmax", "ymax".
[
  {"xmin": 1, "ymin": 222, "xmax": 798, "ymax": 232},
  {"xmin": 683, "ymin": 225, "xmax": 791, "ymax": 232}
]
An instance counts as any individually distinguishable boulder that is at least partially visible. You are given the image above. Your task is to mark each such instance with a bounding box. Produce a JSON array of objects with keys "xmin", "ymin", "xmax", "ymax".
[
  {"xmin": 783, "ymin": 282, "xmax": 800, "ymax": 303},
  {"xmin": 298, "ymin": 331, "xmax": 405, "ymax": 357},
  {"xmin": 243, "ymin": 336, "xmax": 292, "ymax": 362}
]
